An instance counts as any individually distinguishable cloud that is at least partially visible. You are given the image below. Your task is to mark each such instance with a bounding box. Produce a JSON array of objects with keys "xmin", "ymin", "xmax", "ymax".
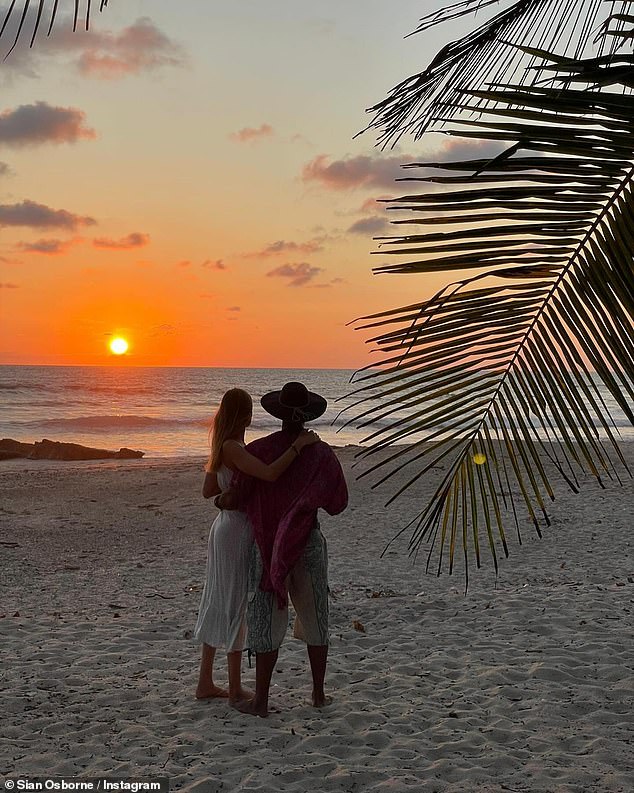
[
  {"xmin": 0, "ymin": 200, "xmax": 95, "ymax": 230},
  {"xmin": 413, "ymin": 137, "xmax": 506, "ymax": 165},
  {"xmin": 358, "ymin": 197, "xmax": 390, "ymax": 213},
  {"xmin": 248, "ymin": 238, "xmax": 324, "ymax": 258},
  {"xmin": 17, "ymin": 237, "xmax": 79, "ymax": 255},
  {"xmin": 93, "ymin": 232, "xmax": 149, "ymax": 250},
  {"xmin": 266, "ymin": 262, "xmax": 323, "ymax": 287},
  {"xmin": 202, "ymin": 258, "xmax": 226, "ymax": 270},
  {"xmin": 302, "ymin": 141, "xmax": 508, "ymax": 192},
  {"xmin": 227, "ymin": 306, "xmax": 241, "ymax": 312},
  {"xmin": 77, "ymin": 18, "xmax": 186, "ymax": 79},
  {"xmin": 310, "ymin": 275, "xmax": 347, "ymax": 289},
  {"xmin": 230, "ymin": 124, "xmax": 274, "ymax": 143},
  {"xmin": 2, "ymin": 16, "xmax": 185, "ymax": 81},
  {"xmin": 347, "ymin": 216, "xmax": 389, "ymax": 235},
  {"xmin": 0, "ymin": 282, "xmax": 19, "ymax": 288},
  {"xmin": 302, "ymin": 153, "xmax": 412, "ymax": 191},
  {"xmin": 0, "ymin": 102, "xmax": 95, "ymax": 147},
  {"xmin": 176, "ymin": 259, "xmax": 191, "ymax": 268},
  {"xmin": 0, "ymin": 162, "xmax": 11, "ymax": 177}
]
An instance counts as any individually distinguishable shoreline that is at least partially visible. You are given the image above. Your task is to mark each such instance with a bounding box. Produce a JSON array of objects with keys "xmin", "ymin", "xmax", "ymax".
[{"xmin": 2, "ymin": 443, "xmax": 632, "ymax": 790}]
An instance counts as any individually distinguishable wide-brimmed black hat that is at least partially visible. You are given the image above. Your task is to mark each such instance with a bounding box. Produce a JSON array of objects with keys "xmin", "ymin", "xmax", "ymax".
[{"xmin": 261, "ymin": 381, "xmax": 327, "ymax": 422}]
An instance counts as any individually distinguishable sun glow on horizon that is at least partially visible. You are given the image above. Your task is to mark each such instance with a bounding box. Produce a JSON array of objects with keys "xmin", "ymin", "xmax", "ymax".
[{"xmin": 109, "ymin": 337, "xmax": 129, "ymax": 356}]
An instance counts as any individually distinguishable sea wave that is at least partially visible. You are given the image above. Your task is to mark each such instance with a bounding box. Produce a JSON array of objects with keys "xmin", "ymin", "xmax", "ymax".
[
  {"xmin": 0, "ymin": 381, "xmax": 204, "ymax": 397},
  {"xmin": 25, "ymin": 415, "xmax": 212, "ymax": 431},
  {"xmin": 0, "ymin": 382, "xmax": 47, "ymax": 391},
  {"xmin": 15, "ymin": 409, "xmax": 633, "ymax": 434},
  {"xmin": 20, "ymin": 413, "xmax": 359, "ymax": 433}
]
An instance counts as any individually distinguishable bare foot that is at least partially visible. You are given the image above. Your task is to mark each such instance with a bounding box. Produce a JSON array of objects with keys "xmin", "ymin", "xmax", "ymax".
[
  {"xmin": 232, "ymin": 697, "xmax": 268, "ymax": 718},
  {"xmin": 229, "ymin": 686, "xmax": 254, "ymax": 705},
  {"xmin": 312, "ymin": 691, "xmax": 332, "ymax": 708},
  {"xmin": 195, "ymin": 684, "xmax": 229, "ymax": 700}
]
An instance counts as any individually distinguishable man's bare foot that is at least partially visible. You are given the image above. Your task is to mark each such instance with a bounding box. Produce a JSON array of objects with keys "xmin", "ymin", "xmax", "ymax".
[
  {"xmin": 195, "ymin": 684, "xmax": 229, "ymax": 700},
  {"xmin": 228, "ymin": 686, "xmax": 254, "ymax": 705},
  {"xmin": 312, "ymin": 691, "xmax": 332, "ymax": 708},
  {"xmin": 232, "ymin": 697, "xmax": 268, "ymax": 718}
]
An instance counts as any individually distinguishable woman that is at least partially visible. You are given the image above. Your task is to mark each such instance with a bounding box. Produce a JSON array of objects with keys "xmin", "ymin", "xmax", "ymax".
[{"xmin": 194, "ymin": 387, "xmax": 319, "ymax": 705}]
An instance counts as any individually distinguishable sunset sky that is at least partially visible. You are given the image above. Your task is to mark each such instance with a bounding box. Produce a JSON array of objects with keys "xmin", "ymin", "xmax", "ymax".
[{"xmin": 0, "ymin": 1, "xmax": 469, "ymax": 368}]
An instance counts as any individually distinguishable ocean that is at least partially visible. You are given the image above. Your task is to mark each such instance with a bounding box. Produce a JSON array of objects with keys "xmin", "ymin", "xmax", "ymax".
[
  {"xmin": 1, "ymin": 365, "xmax": 631, "ymax": 458},
  {"xmin": 0, "ymin": 366, "xmax": 368, "ymax": 457}
]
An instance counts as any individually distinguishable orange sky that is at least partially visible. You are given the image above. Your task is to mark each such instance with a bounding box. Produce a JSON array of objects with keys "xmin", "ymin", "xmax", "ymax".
[{"xmin": 0, "ymin": 2, "xmax": 464, "ymax": 368}]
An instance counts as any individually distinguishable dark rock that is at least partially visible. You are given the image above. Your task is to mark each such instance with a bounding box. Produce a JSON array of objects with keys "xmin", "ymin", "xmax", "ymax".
[
  {"xmin": 0, "ymin": 438, "xmax": 144, "ymax": 461},
  {"xmin": 0, "ymin": 439, "xmax": 34, "ymax": 458},
  {"xmin": 0, "ymin": 449, "xmax": 24, "ymax": 460}
]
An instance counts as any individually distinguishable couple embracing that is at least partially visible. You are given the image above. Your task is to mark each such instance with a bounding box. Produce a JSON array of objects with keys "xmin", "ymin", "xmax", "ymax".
[{"xmin": 194, "ymin": 382, "xmax": 348, "ymax": 717}]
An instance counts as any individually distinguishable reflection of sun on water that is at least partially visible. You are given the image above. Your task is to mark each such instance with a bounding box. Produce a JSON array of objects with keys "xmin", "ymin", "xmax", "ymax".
[{"xmin": 109, "ymin": 337, "xmax": 129, "ymax": 355}]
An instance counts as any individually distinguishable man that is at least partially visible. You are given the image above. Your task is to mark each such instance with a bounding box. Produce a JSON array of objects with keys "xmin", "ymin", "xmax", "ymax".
[{"xmin": 230, "ymin": 381, "xmax": 348, "ymax": 717}]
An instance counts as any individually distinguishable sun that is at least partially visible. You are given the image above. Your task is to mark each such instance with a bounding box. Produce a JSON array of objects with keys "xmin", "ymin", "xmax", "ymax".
[{"xmin": 109, "ymin": 336, "xmax": 129, "ymax": 356}]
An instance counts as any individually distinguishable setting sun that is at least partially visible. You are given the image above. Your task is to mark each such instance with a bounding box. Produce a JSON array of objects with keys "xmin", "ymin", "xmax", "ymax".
[{"xmin": 109, "ymin": 337, "xmax": 129, "ymax": 356}]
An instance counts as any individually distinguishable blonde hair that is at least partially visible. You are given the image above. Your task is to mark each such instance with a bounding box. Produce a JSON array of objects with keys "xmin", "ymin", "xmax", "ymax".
[{"xmin": 207, "ymin": 388, "xmax": 253, "ymax": 472}]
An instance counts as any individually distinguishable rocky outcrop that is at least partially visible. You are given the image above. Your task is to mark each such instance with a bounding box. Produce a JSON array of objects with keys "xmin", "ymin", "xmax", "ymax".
[{"xmin": 0, "ymin": 438, "xmax": 144, "ymax": 461}]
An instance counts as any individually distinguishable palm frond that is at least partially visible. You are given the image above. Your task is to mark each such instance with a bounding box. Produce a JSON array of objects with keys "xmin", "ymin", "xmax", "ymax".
[
  {"xmin": 1, "ymin": 0, "xmax": 109, "ymax": 57},
  {"xmin": 345, "ymin": 49, "xmax": 634, "ymax": 580},
  {"xmin": 365, "ymin": 0, "xmax": 634, "ymax": 147}
]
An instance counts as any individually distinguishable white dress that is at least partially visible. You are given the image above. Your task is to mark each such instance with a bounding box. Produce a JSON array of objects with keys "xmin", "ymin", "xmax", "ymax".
[{"xmin": 194, "ymin": 463, "xmax": 253, "ymax": 652}]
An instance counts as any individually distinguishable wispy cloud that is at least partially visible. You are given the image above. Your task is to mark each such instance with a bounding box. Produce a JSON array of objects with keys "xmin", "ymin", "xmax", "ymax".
[
  {"xmin": 347, "ymin": 216, "xmax": 389, "ymax": 235},
  {"xmin": 17, "ymin": 237, "xmax": 80, "ymax": 255},
  {"xmin": 309, "ymin": 276, "xmax": 346, "ymax": 290},
  {"xmin": 0, "ymin": 282, "xmax": 19, "ymax": 289},
  {"xmin": 303, "ymin": 140, "xmax": 506, "ymax": 192},
  {"xmin": 227, "ymin": 306, "xmax": 241, "ymax": 312},
  {"xmin": 2, "ymin": 17, "xmax": 185, "ymax": 81},
  {"xmin": 201, "ymin": 258, "xmax": 226, "ymax": 270},
  {"xmin": 266, "ymin": 262, "xmax": 323, "ymax": 287},
  {"xmin": 302, "ymin": 153, "xmax": 411, "ymax": 191},
  {"xmin": 93, "ymin": 232, "xmax": 149, "ymax": 250},
  {"xmin": 0, "ymin": 102, "xmax": 95, "ymax": 147},
  {"xmin": 0, "ymin": 200, "xmax": 95, "ymax": 230},
  {"xmin": 358, "ymin": 197, "xmax": 389, "ymax": 213},
  {"xmin": 0, "ymin": 162, "xmax": 12, "ymax": 177},
  {"xmin": 247, "ymin": 238, "xmax": 324, "ymax": 258},
  {"xmin": 230, "ymin": 124, "xmax": 273, "ymax": 143},
  {"xmin": 411, "ymin": 137, "xmax": 505, "ymax": 165},
  {"xmin": 78, "ymin": 18, "xmax": 185, "ymax": 79}
]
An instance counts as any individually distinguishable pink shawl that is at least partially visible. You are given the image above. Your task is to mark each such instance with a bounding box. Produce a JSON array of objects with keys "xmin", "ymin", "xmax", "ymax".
[{"xmin": 234, "ymin": 431, "xmax": 348, "ymax": 607}]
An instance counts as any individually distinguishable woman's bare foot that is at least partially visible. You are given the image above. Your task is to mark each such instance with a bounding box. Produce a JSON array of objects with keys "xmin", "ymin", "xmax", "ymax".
[
  {"xmin": 232, "ymin": 697, "xmax": 269, "ymax": 718},
  {"xmin": 229, "ymin": 686, "xmax": 254, "ymax": 705},
  {"xmin": 195, "ymin": 683, "xmax": 229, "ymax": 700}
]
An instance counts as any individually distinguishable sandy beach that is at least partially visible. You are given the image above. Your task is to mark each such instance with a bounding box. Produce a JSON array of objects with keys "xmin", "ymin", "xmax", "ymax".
[{"xmin": 1, "ymin": 445, "xmax": 632, "ymax": 792}]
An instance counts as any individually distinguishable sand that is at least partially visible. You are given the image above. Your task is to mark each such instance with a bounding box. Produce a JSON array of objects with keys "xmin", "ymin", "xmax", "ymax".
[{"xmin": 1, "ymin": 445, "xmax": 633, "ymax": 792}]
